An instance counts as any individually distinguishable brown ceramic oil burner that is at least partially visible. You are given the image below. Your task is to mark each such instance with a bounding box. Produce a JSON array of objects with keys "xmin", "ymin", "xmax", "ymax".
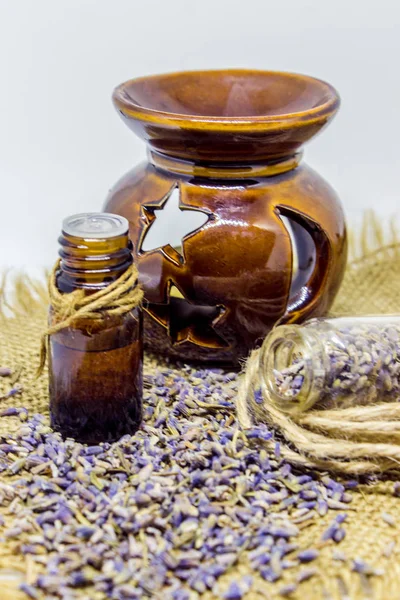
[{"xmin": 104, "ymin": 69, "xmax": 347, "ymax": 365}]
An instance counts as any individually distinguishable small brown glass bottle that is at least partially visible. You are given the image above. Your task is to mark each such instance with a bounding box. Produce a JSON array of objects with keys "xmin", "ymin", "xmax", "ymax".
[{"xmin": 48, "ymin": 213, "xmax": 143, "ymax": 443}]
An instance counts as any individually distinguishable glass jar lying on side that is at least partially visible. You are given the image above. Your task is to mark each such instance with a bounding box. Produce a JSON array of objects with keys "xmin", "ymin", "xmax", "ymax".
[{"xmin": 259, "ymin": 316, "xmax": 400, "ymax": 413}]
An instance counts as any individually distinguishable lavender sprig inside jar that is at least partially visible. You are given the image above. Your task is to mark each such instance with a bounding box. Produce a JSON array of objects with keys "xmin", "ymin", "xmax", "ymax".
[{"xmin": 259, "ymin": 316, "xmax": 400, "ymax": 413}]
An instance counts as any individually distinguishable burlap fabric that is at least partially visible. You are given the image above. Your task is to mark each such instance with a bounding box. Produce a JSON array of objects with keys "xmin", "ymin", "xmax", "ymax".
[{"xmin": 1, "ymin": 221, "xmax": 400, "ymax": 600}]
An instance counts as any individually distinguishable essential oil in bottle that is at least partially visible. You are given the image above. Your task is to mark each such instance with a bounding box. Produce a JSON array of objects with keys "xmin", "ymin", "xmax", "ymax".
[{"xmin": 48, "ymin": 212, "xmax": 142, "ymax": 443}]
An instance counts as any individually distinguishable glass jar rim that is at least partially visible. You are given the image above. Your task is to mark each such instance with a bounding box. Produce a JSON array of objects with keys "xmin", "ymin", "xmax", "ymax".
[{"xmin": 258, "ymin": 323, "xmax": 328, "ymax": 414}]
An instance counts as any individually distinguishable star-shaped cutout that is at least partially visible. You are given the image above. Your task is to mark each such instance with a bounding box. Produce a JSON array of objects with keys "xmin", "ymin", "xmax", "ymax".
[
  {"xmin": 146, "ymin": 283, "xmax": 229, "ymax": 349},
  {"xmin": 140, "ymin": 185, "xmax": 209, "ymax": 264}
]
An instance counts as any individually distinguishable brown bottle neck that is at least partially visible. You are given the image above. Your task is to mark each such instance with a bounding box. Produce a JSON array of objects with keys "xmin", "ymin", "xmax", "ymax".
[
  {"xmin": 149, "ymin": 149, "xmax": 303, "ymax": 180},
  {"xmin": 57, "ymin": 231, "xmax": 133, "ymax": 293}
]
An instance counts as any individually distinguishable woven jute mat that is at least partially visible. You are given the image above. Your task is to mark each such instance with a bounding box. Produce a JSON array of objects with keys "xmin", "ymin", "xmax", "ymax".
[{"xmin": 1, "ymin": 220, "xmax": 400, "ymax": 600}]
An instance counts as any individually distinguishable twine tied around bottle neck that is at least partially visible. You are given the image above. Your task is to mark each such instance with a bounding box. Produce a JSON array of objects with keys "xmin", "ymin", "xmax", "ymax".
[
  {"xmin": 237, "ymin": 346, "xmax": 400, "ymax": 476},
  {"xmin": 37, "ymin": 260, "xmax": 143, "ymax": 376}
]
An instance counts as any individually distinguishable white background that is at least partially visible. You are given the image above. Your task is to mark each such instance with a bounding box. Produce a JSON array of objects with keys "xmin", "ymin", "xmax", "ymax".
[{"xmin": 0, "ymin": 0, "xmax": 399, "ymax": 272}]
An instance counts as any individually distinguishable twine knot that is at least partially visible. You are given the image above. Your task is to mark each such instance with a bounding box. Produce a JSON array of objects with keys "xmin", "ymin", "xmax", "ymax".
[{"xmin": 37, "ymin": 260, "xmax": 143, "ymax": 376}]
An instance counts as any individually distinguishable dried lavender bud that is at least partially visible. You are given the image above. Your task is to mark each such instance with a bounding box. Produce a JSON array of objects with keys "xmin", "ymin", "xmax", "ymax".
[
  {"xmin": 172, "ymin": 590, "xmax": 190, "ymax": 600},
  {"xmin": 332, "ymin": 528, "xmax": 346, "ymax": 543},
  {"xmin": 19, "ymin": 583, "xmax": 39, "ymax": 599},
  {"xmin": 0, "ymin": 367, "xmax": 12, "ymax": 377},
  {"xmin": 223, "ymin": 582, "xmax": 243, "ymax": 600},
  {"xmin": 352, "ymin": 558, "xmax": 374, "ymax": 575},
  {"xmin": 1, "ymin": 407, "xmax": 22, "ymax": 417},
  {"xmin": 321, "ymin": 514, "xmax": 347, "ymax": 543},
  {"xmin": 297, "ymin": 549, "xmax": 319, "ymax": 563},
  {"xmin": 0, "ymin": 385, "xmax": 23, "ymax": 401},
  {"xmin": 278, "ymin": 583, "xmax": 297, "ymax": 596},
  {"xmin": 344, "ymin": 480, "xmax": 358, "ymax": 490},
  {"xmin": 254, "ymin": 389, "xmax": 263, "ymax": 404},
  {"xmin": 297, "ymin": 567, "xmax": 318, "ymax": 583}
]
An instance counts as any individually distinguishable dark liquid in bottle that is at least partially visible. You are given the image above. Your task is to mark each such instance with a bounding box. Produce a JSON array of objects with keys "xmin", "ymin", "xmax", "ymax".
[{"xmin": 49, "ymin": 311, "xmax": 142, "ymax": 444}]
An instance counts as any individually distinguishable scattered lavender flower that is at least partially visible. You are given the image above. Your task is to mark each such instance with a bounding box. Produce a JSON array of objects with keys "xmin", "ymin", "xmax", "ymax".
[
  {"xmin": 321, "ymin": 514, "xmax": 347, "ymax": 542},
  {"xmin": 0, "ymin": 362, "xmax": 354, "ymax": 599},
  {"xmin": 0, "ymin": 385, "xmax": 23, "ymax": 401},
  {"xmin": 352, "ymin": 558, "xmax": 373, "ymax": 575},
  {"xmin": 297, "ymin": 567, "xmax": 318, "ymax": 583},
  {"xmin": 1, "ymin": 406, "xmax": 24, "ymax": 417},
  {"xmin": 297, "ymin": 549, "xmax": 319, "ymax": 563},
  {"xmin": 278, "ymin": 582, "xmax": 297, "ymax": 596},
  {"xmin": 19, "ymin": 584, "xmax": 39, "ymax": 599},
  {"xmin": 332, "ymin": 528, "xmax": 346, "ymax": 543},
  {"xmin": 223, "ymin": 582, "xmax": 243, "ymax": 600},
  {"xmin": 253, "ymin": 388, "xmax": 263, "ymax": 404}
]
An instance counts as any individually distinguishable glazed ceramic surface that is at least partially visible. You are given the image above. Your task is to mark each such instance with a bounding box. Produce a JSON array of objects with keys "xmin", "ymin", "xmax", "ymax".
[{"xmin": 105, "ymin": 69, "xmax": 347, "ymax": 364}]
